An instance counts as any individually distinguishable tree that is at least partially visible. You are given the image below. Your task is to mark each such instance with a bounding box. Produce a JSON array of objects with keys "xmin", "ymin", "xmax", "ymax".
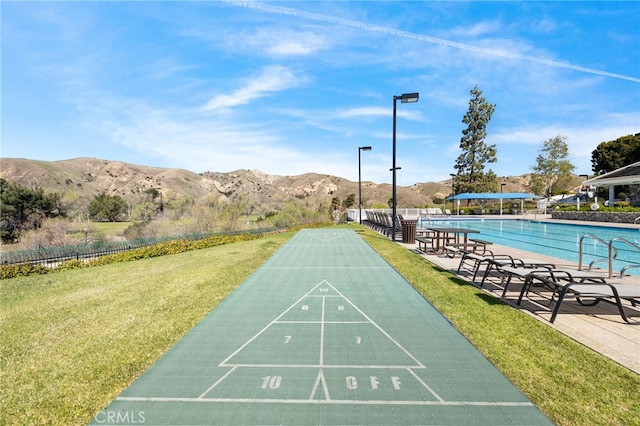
[
  {"xmin": 0, "ymin": 179, "xmax": 65, "ymax": 243},
  {"xmin": 591, "ymin": 134, "xmax": 640, "ymax": 174},
  {"xmin": 342, "ymin": 193, "xmax": 356, "ymax": 209},
  {"xmin": 528, "ymin": 135, "xmax": 575, "ymax": 197},
  {"xmin": 331, "ymin": 197, "xmax": 340, "ymax": 211},
  {"xmin": 590, "ymin": 134, "xmax": 640, "ymax": 202},
  {"xmin": 454, "ymin": 85, "xmax": 498, "ymax": 194},
  {"xmin": 88, "ymin": 193, "xmax": 127, "ymax": 222}
]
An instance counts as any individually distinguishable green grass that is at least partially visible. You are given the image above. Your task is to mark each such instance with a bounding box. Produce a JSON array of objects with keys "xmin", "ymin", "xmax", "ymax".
[
  {"xmin": 1, "ymin": 225, "xmax": 639, "ymax": 425},
  {"xmin": 359, "ymin": 227, "xmax": 640, "ymax": 426},
  {"xmin": 0, "ymin": 233, "xmax": 291, "ymax": 425},
  {"xmin": 90, "ymin": 221, "xmax": 133, "ymax": 237}
]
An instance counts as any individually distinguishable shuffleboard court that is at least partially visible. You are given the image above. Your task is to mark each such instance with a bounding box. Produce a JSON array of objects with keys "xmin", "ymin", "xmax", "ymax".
[{"xmin": 93, "ymin": 229, "xmax": 552, "ymax": 425}]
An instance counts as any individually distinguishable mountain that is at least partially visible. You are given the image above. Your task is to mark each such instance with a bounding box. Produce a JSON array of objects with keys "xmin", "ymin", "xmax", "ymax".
[{"xmin": 0, "ymin": 157, "xmax": 530, "ymax": 210}]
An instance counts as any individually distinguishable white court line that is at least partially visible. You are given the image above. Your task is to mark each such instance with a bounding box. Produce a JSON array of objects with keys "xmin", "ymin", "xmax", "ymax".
[
  {"xmin": 308, "ymin": 369, "xmax": 331, "ymax": 401},
  {"xmin": 217, "ymin": 281, "xmax": 329, "ymax": 367},
  {"xmin": 406, "ymin": 367, "xmax": 444, "ymax": 402},
  {"xmin": 262, "ymin": 266, "xmax": 392, "ymax": 269},
  {"xmin": 202, "ymin": 279, "xmax": 444, "ymax": 404},
  {"xmin": 116, "ymin": 396, "xmax": 534, "ymax": 407},
  {"xmin": 276, "ymin": 321, "xmax": 369, "ymax": 324},
  {"xmin": 319, "ymin": 296, "xmax": 325, "ymax": 367},
  {"xmin": 322, "ymin": 281, "xmax": 427, "ymax": 369},
  {"xmin": 210, "ymin": 364, "xmax": 431, "ymax": 369},
  {"xmin": 198, "ymin": 366, "xmax": 237, "ymax": 399}
]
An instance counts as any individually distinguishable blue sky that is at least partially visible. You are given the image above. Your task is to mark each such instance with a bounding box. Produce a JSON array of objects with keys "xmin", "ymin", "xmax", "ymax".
[{"xmin": 2, "ymin": 1, "xmax": 639, "ymax": 185}]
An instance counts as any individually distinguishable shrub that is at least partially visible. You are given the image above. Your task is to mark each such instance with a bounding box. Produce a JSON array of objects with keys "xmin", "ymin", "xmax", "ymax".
[{"xmin": 0, "ymin": 263, "xmax": 49, "ymax": 279}]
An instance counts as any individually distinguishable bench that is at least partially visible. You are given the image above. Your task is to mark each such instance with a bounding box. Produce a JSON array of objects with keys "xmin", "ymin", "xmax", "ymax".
[
  {"xmin": 416, "ymin": 236, "xmax": 435, "ymax": 252},
  {"xmin": 444, "ymin": 239, "xmax": 493, "ymax": 258},
  {"xmin": 445, "ymin": 243, "xmax": 492, "ymax": 258},
  {"xmin": 468, "ymin": 238, "xmax": 492, "ymax": 254}
]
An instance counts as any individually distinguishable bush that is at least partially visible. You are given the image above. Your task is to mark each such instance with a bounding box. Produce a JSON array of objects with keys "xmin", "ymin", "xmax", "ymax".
[{"xmin": 0, "ymin": 263, "xmax": 49, "ymax": 280}]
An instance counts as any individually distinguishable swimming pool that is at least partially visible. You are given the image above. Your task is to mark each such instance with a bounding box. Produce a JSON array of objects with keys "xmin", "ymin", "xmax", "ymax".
[{"xmin": 417, "ymin": 219, "xmax": 640, "ymax": 277}]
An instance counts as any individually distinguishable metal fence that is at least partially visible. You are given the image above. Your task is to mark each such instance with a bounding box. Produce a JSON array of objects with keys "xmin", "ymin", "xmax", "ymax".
[{"xmin": 0, "ymin": 227, "xmax": 276, "ymax": 268}]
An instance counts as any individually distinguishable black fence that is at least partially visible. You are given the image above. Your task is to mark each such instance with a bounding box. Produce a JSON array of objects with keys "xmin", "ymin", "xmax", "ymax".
[{"xmin": 1, "ymin": 228, "xmax": 277, "ymax": 268}]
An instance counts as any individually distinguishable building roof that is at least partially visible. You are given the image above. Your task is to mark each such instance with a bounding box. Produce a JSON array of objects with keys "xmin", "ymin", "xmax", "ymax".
[{"xmin": 583, "ymin": 161, "xmax": 640, "ymax": 187}]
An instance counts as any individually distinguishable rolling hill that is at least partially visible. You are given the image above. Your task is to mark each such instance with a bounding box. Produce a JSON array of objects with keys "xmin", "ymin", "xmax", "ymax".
[{"xmin": 0, "ymin": 157, "xmax": 532, "ymax": 211}]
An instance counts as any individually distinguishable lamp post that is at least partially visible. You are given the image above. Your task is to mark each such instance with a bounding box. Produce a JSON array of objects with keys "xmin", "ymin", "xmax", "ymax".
[
  {"xmin": 358, "ymin": 146, "xmax": 372, "ymax": 224},
  {"xmin": 391, "ymin": 92, "xmax": 419, "ymax": 241},
  {"xmin": 500, "ymin": 183, "xmax": 506, "ymax": 215},
  {"xmin": 578, "ymin": 174, "xmax": 589, "ymax": 211},
  {"xmin": 450, "ymin": 173, "xmax": 455, "ymax": 214}
]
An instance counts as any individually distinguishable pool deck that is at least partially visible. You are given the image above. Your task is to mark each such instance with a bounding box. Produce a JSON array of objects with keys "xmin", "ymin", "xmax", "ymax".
[{"xmin": 395, "ymin": 215, "xmax": 640, "ymax": 375}]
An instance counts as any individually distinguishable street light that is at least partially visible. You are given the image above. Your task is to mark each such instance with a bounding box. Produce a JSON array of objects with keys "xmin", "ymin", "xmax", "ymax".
[
  {"xmin": 358, "ymin": 146, "xmax": 372, "ymax": 224},
  {"xmin": 450, "ymin": 173, "xmax": 456, "ymax": 214},
  {"xmin": 500, "ymin": 183, "xmax": 506, "ymax": 215},
  {"xmin": 391, "ymin": 92, "xmax": 419, "ymax": 241},
  {"xmin": 578, "ymin": 174, "xmax": 590, "ymax": 211}
]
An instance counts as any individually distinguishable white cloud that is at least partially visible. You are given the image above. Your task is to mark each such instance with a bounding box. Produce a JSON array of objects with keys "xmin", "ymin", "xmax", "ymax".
[
  {"xmin": 201, "ymin": 65, "xmax": 306, "ymax": 111},
  {"xmin": 265, "ymin": 32, "xmax": 328, "ymax": 56},
  {"xmin": 448, "ymin": 20, "xmax": 503, "ymax": 38}
]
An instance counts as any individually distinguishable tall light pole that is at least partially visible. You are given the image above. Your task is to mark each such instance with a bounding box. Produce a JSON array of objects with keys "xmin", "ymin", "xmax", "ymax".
[
  {"xmin": 358, "ymin": 146, "xmax": 372, "ymax": 224},
  {"xmin": 391, "ymin": 92, "xmax": 419, "ymax": 241},
  {"xmin": 500, "ymin": 182, "xmax": 506, "ymax": 215},
  {"xmin": 578, "ymin": 174, "xmax": 589, "ymax": 211},
  {"xmin": 450, "ymin": 173, "xmax": 455, "ymax": 214}
]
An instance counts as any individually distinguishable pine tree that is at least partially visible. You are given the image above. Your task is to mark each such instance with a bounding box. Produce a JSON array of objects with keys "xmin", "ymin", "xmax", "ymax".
[{"xmin": 454, "ymin": 85, "xmax": 498, "ymax": 194}]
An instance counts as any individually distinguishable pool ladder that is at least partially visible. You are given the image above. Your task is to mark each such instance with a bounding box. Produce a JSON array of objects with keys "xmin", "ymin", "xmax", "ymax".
[{"xmin": 579, "ymin": 233, "xmax": 640, "ymax": 278}]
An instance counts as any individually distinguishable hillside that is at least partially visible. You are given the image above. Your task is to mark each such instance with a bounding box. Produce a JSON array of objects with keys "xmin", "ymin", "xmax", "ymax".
[{"xmin": 0, "ymin": 157, "xmax": 531, "ymax": 210}]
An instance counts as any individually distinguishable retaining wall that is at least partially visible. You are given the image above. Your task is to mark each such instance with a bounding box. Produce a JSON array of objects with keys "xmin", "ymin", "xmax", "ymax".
[{"xmin": 551, "ymin": 211, "xmax": 640, "ymax": 224}]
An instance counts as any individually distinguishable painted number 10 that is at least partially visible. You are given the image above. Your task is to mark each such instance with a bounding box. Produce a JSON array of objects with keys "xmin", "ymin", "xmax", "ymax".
[{"xmin": 261, "ymin": 376, "xmax": 282, "ymax": 389}]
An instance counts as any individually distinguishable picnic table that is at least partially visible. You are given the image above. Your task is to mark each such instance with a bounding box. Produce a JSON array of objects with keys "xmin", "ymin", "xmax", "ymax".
[{"xmin": 426, "ymin": 227, "xmax": 480, "ymax": 253}]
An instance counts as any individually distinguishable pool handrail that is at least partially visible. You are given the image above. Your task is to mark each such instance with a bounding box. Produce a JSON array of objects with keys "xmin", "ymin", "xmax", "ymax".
[
  {"xmin": 578, "ymin": 233, "xmax": 617, "ymax": 274},
  {"xmin": 579, "ymin": 234, "xmax": 640, "ymax": 278},
  {"xmin": 609, "ymin": 237, "xmax": 640, "ymax": 278}
]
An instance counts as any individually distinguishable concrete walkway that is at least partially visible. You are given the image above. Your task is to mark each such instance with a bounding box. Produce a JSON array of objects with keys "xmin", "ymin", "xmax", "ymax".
[{"xmin": 395, "ymin": 225, "xmax": 640, "ymax": 375}]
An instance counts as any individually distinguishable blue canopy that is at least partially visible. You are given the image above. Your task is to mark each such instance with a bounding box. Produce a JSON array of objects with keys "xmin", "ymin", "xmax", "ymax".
[{"xmin": 447, "ymin": 192, "xmax": 541, "ymax": 200}]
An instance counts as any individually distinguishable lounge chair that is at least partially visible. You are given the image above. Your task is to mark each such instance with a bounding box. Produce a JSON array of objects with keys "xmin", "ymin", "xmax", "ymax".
[
  {"xmin": 516, "ymin": 270, "xmax": 639, "ymax": 323},
  {"xmin": 457, "ymin": 251, "xmax": 556, "ymax": 286},
  {"xmin": 477, "ymin": 257, "xmax": 556, "ymax": 287},
  {"xmin": 457, "ymin": 252, "xmax": 513, "ymax": 283}
]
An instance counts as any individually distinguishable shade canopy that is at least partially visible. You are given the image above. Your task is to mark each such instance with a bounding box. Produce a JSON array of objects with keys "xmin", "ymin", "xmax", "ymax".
[{"xmin": 447, "ymin": 192, "xmax": 542, "ymax": 200}]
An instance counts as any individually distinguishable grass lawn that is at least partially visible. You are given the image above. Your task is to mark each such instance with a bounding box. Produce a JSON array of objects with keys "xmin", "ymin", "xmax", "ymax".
[
  {"xmin": 1, "ymin": 233, "xmax": 290, "ymax": 425},
  {"xmin": 1, "ymin": 225, "xmax": 639, "ymax": 425},
  {"xmin": 90, "ymin": 221, "xmax": 133, "ymax": 238}
]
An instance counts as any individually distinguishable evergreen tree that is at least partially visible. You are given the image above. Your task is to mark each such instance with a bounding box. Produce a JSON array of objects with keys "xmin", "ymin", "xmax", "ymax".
[
  {"xmin": 342, "ymin": 193, "xmax": 356, "ymax": 209},
  {"xmin": 0, "ymin": 179, "xmax": 64, "ymax": 243},
  {"xmin": 454, "ymin": 85, "xmax": 498, "ymax": 194}
]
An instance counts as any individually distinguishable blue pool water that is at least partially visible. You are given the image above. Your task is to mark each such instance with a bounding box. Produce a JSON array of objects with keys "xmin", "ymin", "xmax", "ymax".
[{"xmin": 418, "ymin": 219, "xmax": 640, "ymax": 277}]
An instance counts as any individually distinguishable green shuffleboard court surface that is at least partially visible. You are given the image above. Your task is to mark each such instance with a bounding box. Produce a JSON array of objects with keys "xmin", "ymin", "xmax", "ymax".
[{"xmin": 94, "ymin": 228, "xmax": 552, "ymax": 425}]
